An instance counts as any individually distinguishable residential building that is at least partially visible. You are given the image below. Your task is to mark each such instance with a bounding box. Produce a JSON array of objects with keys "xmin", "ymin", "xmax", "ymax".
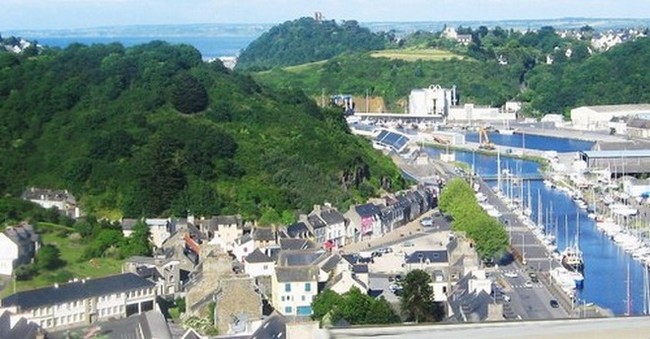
[
  {"xmin": 244, "ymin": 249, "xmax": 275, "ymax": 278},
  {"xmin": 345, "ymin": 203, "xmax": 382, "ymax": 242},
  {"xmin": 0, "ymin": 273, "xmax": 156, "ymax": 331},
  {"xmin": 279, "ymin": 238, "xmax": 318, "ymax": 251},
  {"xmin": 232, "ymin": 234, "xmax": 255, "ymax": 262},
  {"xmin": 571, "ymin": 104, "xmax": 650, "ymax": 130},
  {"xmin": 404, "ymin": 250, "xmax": 449, "ymax": 272},
  {"xmin": 121, "ymin": 218, "xmax": 176, "ymax": 248},
  {"xmin": 122, "ymin": 256, "xmax": 181, "ymax": 296},
  {"xmin": 318, "ymin": 205, "xmax": 348, "ymax": 248},
  {"xmin": 190, "ymin": 215, "xmax": 243, "ymax": 248},
  {"xmin": 0, "ymin": 224, "xmax": 39, "ymax": 276},
  {"xmin": 447, "ymin": 270, "xmax": 503, "ymax": 322},
  {"xmin": 0, "ymin": 310, "xmax": 43, "ymax": 339},
  {"xmin": 281, "ymin": 222, "xmax": 314, "ymax": 239},
  {"xmin": 21, "ymin": 187, "xmax": 81, "ymax": 219},
  {"xmin": 212, "ymin": 277, "xmax": 264, "ymax": 335},
  {"xmin": 326, "ymin": 270, "xmax": 367, "ymax": 295},
  {"xmin": 271, "ymin": 266, "xmax": 319, "ymax": 317},
  {"xmin": 306, "ymin": 213, "xmax": 327, "ymax": 247},
  {"xmin": 252, "ymin": 226, "xmax": 277, "ymax": 248}
]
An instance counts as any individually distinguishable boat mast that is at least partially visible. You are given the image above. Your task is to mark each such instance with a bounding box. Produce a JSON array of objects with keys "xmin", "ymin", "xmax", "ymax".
[
  {"xmin": 627, "ymin": 261, "xmax": 632, "ymax": 316},
  {"xmin": 497, "ymin": 149, "xmax": 501, "ymax": 192},
  {"xmin": 565, "ymin": 214, "xmax": 569, "ymax": 249},
  {"xmin": 537, "ymin": 189, "xmax": 543, "ymax": 228}
]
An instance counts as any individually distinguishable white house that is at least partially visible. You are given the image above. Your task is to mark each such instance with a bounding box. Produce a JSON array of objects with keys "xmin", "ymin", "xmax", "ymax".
[
  {"xmin": 0, "ymin": 273, "xmax": 156, "ymax": 331},
  {"xmin": 21, "ymin": 188, "xmax": 81, "ymax": 219},
  {"xmin": 571, "ymin": 104, "xmax": 650, "ymax": 130},
  {"xmin": 0, "ymin": 224, "xmax": 39, "ymax": 276},
  {"xmin": 271, "ymin": 266, "xmax": 319, "ymax": 317},
  {"xmin": 232, "ymin": 234, "xmax": 255, "ymax": 262},
  {"xmin": 244, "ymin": 249, "xmax": 275, "ymax": 278}
]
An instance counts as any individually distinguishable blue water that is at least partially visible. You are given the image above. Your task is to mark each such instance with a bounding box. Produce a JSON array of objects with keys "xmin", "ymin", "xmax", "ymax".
[
  {"xmin": 466, "ymin": 132, "xmax": 595, "ymax": 152},
  {"xmin": 428, "ymin": 137, "xmax": 647, "ymax": 315},
  {"xmin": 34, "ymin": 36, "xmax": 256, "ymax": 59}
]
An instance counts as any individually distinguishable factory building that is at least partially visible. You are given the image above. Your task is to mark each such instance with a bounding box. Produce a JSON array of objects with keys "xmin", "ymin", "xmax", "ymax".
[{"xmin": 570, "ymin": 104, "xmax": 650, "ymax": 131}]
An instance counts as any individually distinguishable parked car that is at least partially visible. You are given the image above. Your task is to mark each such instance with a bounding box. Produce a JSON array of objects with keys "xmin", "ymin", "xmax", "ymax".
[
  {"xmin": 504, "ymin": 272, "xmax": 518, "ymax": 278},
  {"xmin": 420, "ymin": 217, "xmax": 434, "ymax": 227},
  {"xmin": 389, "ymin": 284, "xmax": 402, "ymax": 293},
  {"xmin": 524, "ymin": 281, "xmax": 533, "ymax": 288},
  {"xmin": 503, "ymin": 294, "xmax": 511, "ymax": 302},
  {"xmin": 550, "ymin": 299, "xmax": 560, "ymax": 308},
  {"xmin": 402, "ymin": 241, "xmax": 414, "ymax": 247},
  {"xmin": 394, "ymin": 274, "xmax": 403, "ymax": 282},
  {"xmin": 377, "ymin": 247, "xmax": 393, "ymax": 254}
]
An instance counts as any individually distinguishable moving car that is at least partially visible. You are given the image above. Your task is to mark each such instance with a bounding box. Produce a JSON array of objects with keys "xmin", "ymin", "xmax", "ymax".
[
  {"xmin": 550, "ymin": 299, "xmax": 560, "ymax": 308},
  {"xmin": 528, "ymin": 272, "xmax": 539, "ymax": 283},
  {"xmin": 420, "ymin": 217, "xmax": 434, "ymax": 227},
  {"xmin": 524, "ymin": 281, "xmax": 533, "ymax": 288}
]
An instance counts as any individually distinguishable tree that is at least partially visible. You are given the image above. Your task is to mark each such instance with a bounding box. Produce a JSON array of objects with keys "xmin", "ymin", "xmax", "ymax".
[
  {"xmin": 311, "ymin": 289, "xmax": 343, "ymax": 321},
  {"xmin": 121, "ymin": 220, "xmax": 153, "ymax": 257},
  {"xmin": 35, "ymin": 244, "xmax": 65, "ymax": 270},
  {"xmin": 170, "ymin": 72, "xmax": 209, "ymax": 114},
  {"xmin": 338, "ymin": 287, "xmax": 372, "ymax": 324},
  {"xmin": 366, "ymin": 296, "xmax": 400, "ymax": 324},
  {"xmin": 400, "ymin": 269, "xmax": 435, "ymax": 323}
]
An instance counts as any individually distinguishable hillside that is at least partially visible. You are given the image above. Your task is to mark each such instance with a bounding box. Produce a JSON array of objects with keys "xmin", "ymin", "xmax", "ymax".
[
  {"xmin": 524, "ymin": 36, "xmax": 650, "ymax": 114},
  {"xmin": 0, "ymin": 42, "xmax": 406, "ymax": 220},
  {"xmin": 235, "ymin": 17, "xmax": 389, "ymax": 71}
]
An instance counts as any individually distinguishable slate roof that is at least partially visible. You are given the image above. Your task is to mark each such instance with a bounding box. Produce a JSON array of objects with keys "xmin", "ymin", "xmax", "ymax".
[
  {"xmin": 354, "ymin": 203, "xmax": 381, "ymax": 218},
  {"xmin": 121, "ymin": 218, "xmax": 139, "ymax": 231},
  {"xmin": 277, "ymin": 250, "xmax": 325, "ymax": 267},
  {"xmin": 320, "ymin": 209, "xmax": 346, "ymax": 225},
  {"xmin": 352, "ymin": 264, "xmax": 369, "ymax": 274},
  {"xmin": 326, "ymin": 272, "xmax": 367, "ymax": 291},
  {"xmin": 253, "ymin": 227, "xmax": 276, "ymax": 241},
  {"xmin": 3, "ymin": 224, "xmax": 39, "ymax": 246},
  {"xmin": 245, "ymin": 248, "xmax": 274, "ymax": 263},
  {"xmin": 250, "ymin": 312, "xmax": 286, "ymax": 339},
  {"xmin": 341, "ymin": 254, "xmax": 357, "ymax": 265},
  {"xmin": 21, "ymin": 187, "xmax": 76, "ymax": 203},
  {"xmin": 627, "ymin": 118, "xmax": 650, "ymax": 129},
  {"xmin": 320, "ymin": 254, "xmax": 343, "ymax": 273},
  {"xmin": 405, "ymin": 250, "xmax": 449, "ymax": 264},
  {"xmin": 307, "ymin": 215, "xmax": 327, "ymax": 230},
  {"xmin": 285, "ymin": 222, "xmax": 313, "ymax": 238},
  {"xmin": 1, "ymin": 273, "xmax": 154, "ymax": 310},
  {"xmin": 279, "ymin": 238, "xmax": 317, "ymax": 251},
  {"xmin": 275, "ymin": 266, "xmax": 319, "ymax": 283},
  {"xmin": 6, "ymin": 318, "xmax": 40, "ymax": 339}
]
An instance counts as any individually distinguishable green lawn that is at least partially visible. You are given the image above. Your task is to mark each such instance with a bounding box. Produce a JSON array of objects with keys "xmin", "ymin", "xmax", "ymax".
[
  {"xmin": 281, "ymin": 60, "xmax": 328, "ymax": 73},
  {"xmin": 1, "ymin": 225, "xmax": 123, "ymax": 297},
  {"xmin": 370, "ymin": 48, "xmax": 466, "ymax": 62}
]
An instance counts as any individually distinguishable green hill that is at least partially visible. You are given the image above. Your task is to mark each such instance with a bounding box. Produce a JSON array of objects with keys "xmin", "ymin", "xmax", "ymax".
[
  {"xmin": 236, "ymin": 17, "xmax": 389, "ymax": 71},
  {"xmin": 0, "ymin": 42, "xmax": 406, "ymax": 220}
]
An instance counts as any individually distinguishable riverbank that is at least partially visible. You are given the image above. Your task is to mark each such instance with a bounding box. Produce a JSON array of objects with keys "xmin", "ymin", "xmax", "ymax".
[{"xmin": 424, "ymin": 141, "xmax": 549, "ymax": 165}]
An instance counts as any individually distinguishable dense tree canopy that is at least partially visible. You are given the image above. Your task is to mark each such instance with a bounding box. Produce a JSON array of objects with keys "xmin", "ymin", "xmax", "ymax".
[
  {"xmin": 236, "ymin": 17, "xmax": 389, "ymax": 71},
  {"xmin": 0, "ymin": 41, "xmax": 406, "ymax": 219},
  {"xmin": 311, "ymin": 287, "xmax": 399, "ymax": 325},
  {"xmin": 439, "ymin": 178, "xmax": 509, "ymax": 259},
  {"xmin": 399, "ymin": 269, "xmax": 442, "ymax": 323}
]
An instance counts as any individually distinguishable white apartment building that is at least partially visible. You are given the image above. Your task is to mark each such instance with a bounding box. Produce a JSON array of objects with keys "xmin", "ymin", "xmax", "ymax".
[
  {"xmin": 408, "ymin": 84, "xmax": 456, "ymax": 116},
  {"xmin": 0, "ymin": 273, "xmax": 156, "ymax": 331},
  {"xmin": 0, "ymin": 225, "xmax": 39, "ymax": 276},
  {"xmin": 271, "ymin": 266, "xmax": 319, "ymax": 317}
]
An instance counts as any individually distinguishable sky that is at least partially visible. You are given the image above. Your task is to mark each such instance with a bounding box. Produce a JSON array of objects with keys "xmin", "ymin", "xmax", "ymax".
[{"xmin": 2, "ymin": 0, "xmax": 650, "ymax": 31}]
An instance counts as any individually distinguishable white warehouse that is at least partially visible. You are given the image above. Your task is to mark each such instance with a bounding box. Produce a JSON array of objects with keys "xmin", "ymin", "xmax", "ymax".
[{"xmin": 570, "ymin": 104, "xmax": 650, "ymax": 131}]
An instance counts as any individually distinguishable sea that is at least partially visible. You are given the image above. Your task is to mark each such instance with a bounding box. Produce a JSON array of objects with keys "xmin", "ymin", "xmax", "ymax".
[{"xmin": 31, "ymin": 35, "xmax": 257, "ymax": 60}]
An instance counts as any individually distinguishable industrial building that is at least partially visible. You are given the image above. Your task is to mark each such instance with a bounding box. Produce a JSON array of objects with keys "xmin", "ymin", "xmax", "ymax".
[
  {"xmin": 570, "ymin": 104, "xmax": 650, "ymax": 131},
  {"xmin": 408, "ymin": 84, "xmax": 456, "ymax": 116},
  {"xmin": 447, "ymin": 104, "xmax": 516, "ymax": 122},
  {"xmin": 579, "ymin": 149, "xmax": 650, "ymax": 176}
]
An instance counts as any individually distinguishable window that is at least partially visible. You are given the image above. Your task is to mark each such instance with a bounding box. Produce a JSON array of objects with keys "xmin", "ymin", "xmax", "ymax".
[
  {"xmin": 284, "ymin": 306, "xmax": 292, "ymax": 314},
  {"xmin": 281, "ymin": 296, "xmax": 285, "ymax": 302},
  {"xmin": 301, "ymin": 295, "xmax": 306, "ymax": 301},
  {"xmin": 263, "ymin": 265, "xmax": 268, "ymax": 270},
  {"xmin": 304, "ymin": 283, "xmax": 311, "ymax": 292},
  {"xmin": 285, "ymin": 283, "xmax": 291, "ymax": 292}
]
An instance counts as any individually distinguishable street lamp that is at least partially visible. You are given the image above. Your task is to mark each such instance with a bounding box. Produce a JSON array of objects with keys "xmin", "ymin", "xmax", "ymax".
[{"xmin": 520, "ymin": 234, "xmax": 526, "ymax": 265}]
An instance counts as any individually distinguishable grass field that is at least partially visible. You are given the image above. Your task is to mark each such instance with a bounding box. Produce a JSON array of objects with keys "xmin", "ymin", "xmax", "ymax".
[
  {"xmin": 370, "ymin": 48, "xmax": 466, "ymax": 62},
  {"xmin": 281, "ymin": 60, "xmax": 328, "ymax": 73},
  {"xmin": 1, "ymin": 224, "xmax": 122, "ymax": 297}
]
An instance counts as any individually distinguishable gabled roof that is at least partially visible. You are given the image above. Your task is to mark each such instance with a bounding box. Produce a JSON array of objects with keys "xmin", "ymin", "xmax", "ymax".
[
  {"xmin": 21, "ymin": 187, "xmax": 76, "ymax": 203},
  {"xmin": 245, "ymin": 248, "xmax": 274, "ymax": 264},
  {"xmin": 352, "ymin": 264, "xmax": 368, "ymax": 274},
  {"xmin": 320, "ymin": 254, "xmax": 343, "ymax": 273},
  {"xmin": 2, "ymin": 225, "xmax": 38, "ymax": 246},
  {"xmin": 252, "ymin": 227, "xmax": 276, "ymax": 241},
  {"xmin": 341, "ymin": 254, "xmax": 357, "ymax": 265},
  {"xmin": 307, "ymin": 215, "xmax": 327, "ymax": 230},
  {"xmin": 405, "ymin": 250, "xmax": 449, "ymax": 264},
  {"xmin": 354, "ymin": 203, "xmax": 381, "ymax": 217},
  {"xmin": 277, "ymin": 250, "xmax": 326, "ymax": 267},
  {"xmin": 213, "ymin": 215, "xmax": 243, "ymax": 227},
  {"xmin": 279, "ymin": 238, "xmax": 317, "ymax": 251},
  {"xmin": 275, "ymin": 266, "xmax": 319, "ymax": 283},
  {"xmin": 320, "ymin": 209, "xmax": 346, "ymax": 225},
  {"xmin": 250, "ymin": 312, "xmax": 286, "ymax": 339},
  {"xmin": 285, "ymin": 222, "xmax": 313, "ymax": 238},
  {"xmin": 1, "ymin": 273, "xmax": 154, "ymax": 311}
]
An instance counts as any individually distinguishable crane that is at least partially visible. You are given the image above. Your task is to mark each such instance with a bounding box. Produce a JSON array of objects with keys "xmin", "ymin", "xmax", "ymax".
[{"xmin": 478, "ymin": 127, "xmax": 495, "ymax": 150}]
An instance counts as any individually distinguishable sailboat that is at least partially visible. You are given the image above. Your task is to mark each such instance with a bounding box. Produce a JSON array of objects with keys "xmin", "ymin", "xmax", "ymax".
[
  {"xmin": 523, "ymin": 181, "xmax": 533, "ymax": 216},
  {"xmin": 561, "ymin": 211, "xmax": 585, "ymax": 276},
  {"xmin": 498, "ymin": 118, "xmax": 515, "ymax": 135}
]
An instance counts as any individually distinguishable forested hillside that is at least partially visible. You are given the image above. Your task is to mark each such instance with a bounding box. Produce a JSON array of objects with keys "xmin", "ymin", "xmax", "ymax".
[
  {"xmin": 524, "ymin": 36, "xmax": 650, "ymax": 114},
  {"xmin": 0, "ymin": 42, "xmax": 406, "ymax": 220},
  {"xmin": 236, "ymin": 17, "xmax": 389, "ymax": 71},
  {"xmin": 252, "ymin": 23, "xmax": 650, "ymax": 115}
]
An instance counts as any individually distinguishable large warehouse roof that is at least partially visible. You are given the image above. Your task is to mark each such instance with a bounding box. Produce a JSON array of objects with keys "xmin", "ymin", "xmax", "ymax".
[
  {"xmin": 577, "ymin": 104, "xmax": 650, "ymax": 114},
  {"xmin": 581, "ymin": 149, "xmax": 650, "ymax": 159}
]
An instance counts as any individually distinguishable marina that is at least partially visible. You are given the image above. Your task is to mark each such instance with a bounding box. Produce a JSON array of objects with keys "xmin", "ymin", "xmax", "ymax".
[{"xmin": 423, "ymin": 135, "xmax": 650, "ymax": 315}]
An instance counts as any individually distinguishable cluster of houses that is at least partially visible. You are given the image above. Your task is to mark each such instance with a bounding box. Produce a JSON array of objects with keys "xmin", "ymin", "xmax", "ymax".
[{"xmin": 0, "ymin": 184, "xmax": 443, "ymax": 337}]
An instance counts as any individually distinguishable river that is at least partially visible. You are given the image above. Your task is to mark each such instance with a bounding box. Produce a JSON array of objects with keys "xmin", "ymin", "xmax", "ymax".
[
  {"xmin": 465, "ymin": 131, "xmax": 595, "ymax": 152},
  {"xmin": 426, "ymin": 137, "xmax": 647, "ymax": 315}
]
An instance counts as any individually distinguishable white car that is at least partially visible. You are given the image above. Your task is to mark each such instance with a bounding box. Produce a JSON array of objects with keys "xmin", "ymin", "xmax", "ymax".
[
  {"xmin": 524, "ymin": 281, "xmax": 533, "ymax": 288},
  {"xmin": 389, "ymin": 284, "xmax": 402, "ymax": 293},
  {"xmin": 504, "ymin": 272, "xmax": 518, "ymax": 278}
]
